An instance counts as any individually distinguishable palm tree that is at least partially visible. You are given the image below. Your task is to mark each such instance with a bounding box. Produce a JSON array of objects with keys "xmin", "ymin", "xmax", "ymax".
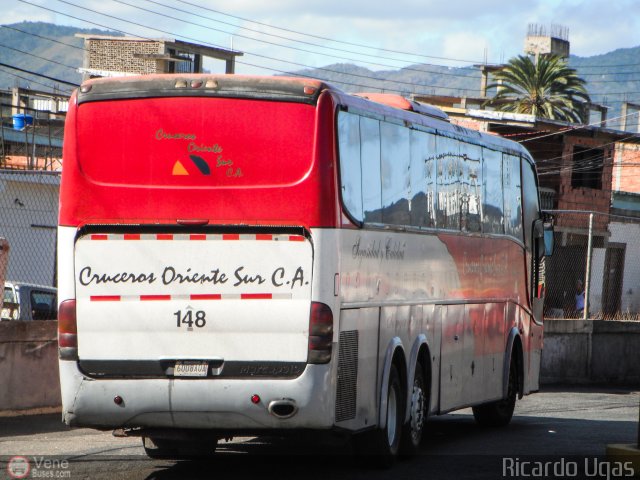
[{"xmin": 485, "ymin": 54, "xmax": 590, "ymax": 123}]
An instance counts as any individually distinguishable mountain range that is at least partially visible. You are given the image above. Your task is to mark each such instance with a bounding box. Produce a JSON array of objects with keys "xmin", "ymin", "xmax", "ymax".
[{"xmin": 1, "ymin": 21, "xmax": 639, "ymax": 129}]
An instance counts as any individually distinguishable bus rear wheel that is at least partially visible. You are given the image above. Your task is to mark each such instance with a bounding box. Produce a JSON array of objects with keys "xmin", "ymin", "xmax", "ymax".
[
  {"xmin": 400, "ymin": 363, "xmax": 427, "ymax": 455},
  {"xmin": 142, "ymin": 436, "xmax": 218, "ymax": 460},
  {"xmin": 354, "ymin": 364, "xmax": 404, "ymax": 467},
  {"xmin": 472, "ymin": 356, "xmax": 518, "ymax": 427}
]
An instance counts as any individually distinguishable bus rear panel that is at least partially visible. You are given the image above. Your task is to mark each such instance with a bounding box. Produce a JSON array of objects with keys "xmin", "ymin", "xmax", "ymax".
[{"xmin": 58, "ymin": 76, "xmax": 339, "ymax": 431}]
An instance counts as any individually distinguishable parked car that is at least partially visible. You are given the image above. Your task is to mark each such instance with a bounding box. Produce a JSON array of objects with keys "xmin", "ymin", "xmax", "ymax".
[{"xmin": 1, "ymin": 282, "xmax": 57, "ymax": 321}]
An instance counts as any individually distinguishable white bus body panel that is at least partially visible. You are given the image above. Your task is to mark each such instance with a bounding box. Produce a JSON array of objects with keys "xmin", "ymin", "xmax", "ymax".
[
  {"xmin": 59, "ymin": 226, "xmax": 339, "ymax": 430},
  {"xmin": 73, "ymin": 232, "xmax": 312, "ymax": 362},
  {"xmin": 59, "ymin": 361, "xmax": 334, "ymax": 429}
]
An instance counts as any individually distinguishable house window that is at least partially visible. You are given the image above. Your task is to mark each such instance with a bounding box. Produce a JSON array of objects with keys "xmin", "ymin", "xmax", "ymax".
[{"xmin": 571, "ymin": 146, "xmax": 604, "ymax": 189}]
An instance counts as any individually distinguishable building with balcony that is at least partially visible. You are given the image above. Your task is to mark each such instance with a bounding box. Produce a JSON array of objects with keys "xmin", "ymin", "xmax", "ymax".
[{"xmin": 76, "ymin": 35, "xmax": 243, "ymax": 80}]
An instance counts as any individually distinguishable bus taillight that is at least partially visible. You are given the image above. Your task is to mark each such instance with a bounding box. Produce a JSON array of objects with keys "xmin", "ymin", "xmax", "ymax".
[
  {"xmin": 308, "ymin": 302, "xmax": 333, "ymax": 364},
  {"xmin": 58, "ymin": 299, "xmax": 78, "ymax": 361}
]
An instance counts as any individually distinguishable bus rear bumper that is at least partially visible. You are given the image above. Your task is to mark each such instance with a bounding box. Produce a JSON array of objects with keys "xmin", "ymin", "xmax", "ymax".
[{"xmin": 59, "ymin": 361, "xmax": 335, "ymax": 431}]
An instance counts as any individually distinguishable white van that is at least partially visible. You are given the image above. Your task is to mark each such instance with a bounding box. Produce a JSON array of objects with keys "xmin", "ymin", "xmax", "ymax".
[{"xmin": 2, "ymin": 282, "xmax": 57, "ymax": 321}]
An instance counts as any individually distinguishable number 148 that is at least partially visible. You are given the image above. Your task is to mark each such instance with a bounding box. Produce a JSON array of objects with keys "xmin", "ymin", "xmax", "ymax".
[{"xmin": 174, "ymin": 310, "xmax": 206, "ymax": 328}]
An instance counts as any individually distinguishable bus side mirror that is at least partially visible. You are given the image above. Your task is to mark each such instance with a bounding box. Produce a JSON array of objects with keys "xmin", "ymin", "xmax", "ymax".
[
  {"xmin": 533, "ymin": 219, "xmax": 554, "ymax": 259},
  {"xmin": 544, "ymin": 223, "xmax": 554, "ymax": 257}
]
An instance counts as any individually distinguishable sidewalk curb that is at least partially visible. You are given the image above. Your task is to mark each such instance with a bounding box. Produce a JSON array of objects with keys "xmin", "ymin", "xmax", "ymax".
[{"xmin": 0, "ymin": 406, "xmax": 61, "ymax": 418}]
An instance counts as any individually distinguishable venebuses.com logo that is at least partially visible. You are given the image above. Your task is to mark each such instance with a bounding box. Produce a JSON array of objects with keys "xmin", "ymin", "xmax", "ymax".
[{"xmin": 6, "ymin": 455, "xmax": 71, "ymax": 479}]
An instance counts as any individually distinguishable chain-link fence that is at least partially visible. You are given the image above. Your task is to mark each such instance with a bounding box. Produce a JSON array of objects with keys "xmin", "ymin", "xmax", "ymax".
[
  {"xmin": 0, "ymin": 170, "xmax": 59, "ymax": 288},
  {"xmin": 545, "ymin": 210, "xmax": 640, "ymax": 320}
]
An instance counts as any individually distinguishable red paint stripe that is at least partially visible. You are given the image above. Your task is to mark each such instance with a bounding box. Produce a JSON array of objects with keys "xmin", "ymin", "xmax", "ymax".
[
  {"xmin": 124, "ymin": 234, "xmax": 140, "ymax": 240},
  {"xmin": 256, "ymin": 234, "xmax": 273, "ymax": 241},
  {"xmin": 140, "ymin": 295, "xmax": 171, "ymax": 301},
  {"xmin": 156, "ymin": 234, "xmax": 173, "ymax": 240},
  {"xmin": 289, "ymin": 235, "xmax": 305, "ymax": 242},
  {"xmin": 241, "ymin": 293, "xmax": 272, "ymax": 300},
  {"xmin": 90, "ymin": 295, "xmax": 121, "ymax": 302},
  {"xmin": 223, "ymin": 234, "xmax": 240, "ymax": 240},
  {"xmin": 190, "ymin": 234, "xmax": 207, "ymax": 241},
  {"xmin": 91, "ymin": 234, "xmax": 108, "ymax": 240},
  {"xmin": 190, "ymin": 294, "xmax": 222, "ymax": 300}
]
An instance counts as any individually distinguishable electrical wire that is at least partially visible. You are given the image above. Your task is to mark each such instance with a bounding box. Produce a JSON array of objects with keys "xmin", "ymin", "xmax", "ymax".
[
  {"xmin": 0, "ymin": 66, "xmax": 74, "ymax": 93},
  {"xmin": 0, "ymin": 24, "xmax": 85, "ymax": 51},
  {"xmin": 10, "ymin": 0, "xmax": 640, "ymax": 100},
  {"xmin": 0, "ymin": 62, "xmax": 78, "ymax": 87},
  {"xmin": 132, "ymin": 0, "xmax": 481, "ymax": 77},
  {"xmin": 18, "ymin": 0, "xmax": 483, "ymax": 95},
  {"xmin": 161, "ymin": 0, "xmax": 491, "ymax": 66},
  {"xmin": 0, "ymin": 43, "xmax": 80, "ymax": 72}
]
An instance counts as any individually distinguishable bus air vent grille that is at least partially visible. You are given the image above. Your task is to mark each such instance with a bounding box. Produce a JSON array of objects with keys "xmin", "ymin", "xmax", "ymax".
[{"xmin": 335, "ymin": 330, "xmax": 359, "ymax": 422}]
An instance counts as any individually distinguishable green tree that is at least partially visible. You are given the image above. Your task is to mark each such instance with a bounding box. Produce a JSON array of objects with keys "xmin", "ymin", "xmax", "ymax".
[{"xmin": 485, "ymin": 54, "xmax": 590, "ymax": 123}]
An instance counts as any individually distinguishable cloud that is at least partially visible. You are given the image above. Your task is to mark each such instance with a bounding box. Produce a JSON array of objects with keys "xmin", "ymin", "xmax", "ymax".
[{"xmin": 441, "ymin": 32, "xmax": 490, "ymax": 64}]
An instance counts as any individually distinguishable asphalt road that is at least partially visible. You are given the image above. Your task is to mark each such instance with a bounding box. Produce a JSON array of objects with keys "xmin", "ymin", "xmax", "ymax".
[{"xmin": 0, "ymin": 386, "xmax": 638, "ymax": 480}]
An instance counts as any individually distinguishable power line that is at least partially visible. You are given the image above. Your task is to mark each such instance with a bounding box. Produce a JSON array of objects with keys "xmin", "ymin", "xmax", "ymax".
[
  {"xmin": 161, "ymin": 0, "xmax": 491, "ymax": 66},
  {"xmin": 0, "ymin": 24, "xmax": 85, "ymax": 51},
  {"xmin": 161, "ymin": 0, "xmax": 640, "ymax": 72},
  {"xmin": 0, "ymin": 42, "xmax": 80, "ymax": 72},
  {"xmin": 110, "ymin": 0, "xmax": 473, "ymax": 78},
  {"xmin": 13, "ymin": 0, "xmax": 640, "ymax": 99},
  {"xmin": 0, "ymin": 61, "xmax": 79, "ymax": 87},
  {"xmin": 132, "ymin": 0, "xmax": 480, "ymax": 77},
  {"xmin": 0, "ymin": 66, "xmax": 74, "ymax": 93},
  {"xmin": 19, "ymin": 0, "xmax": 483, "ymax": 95}
]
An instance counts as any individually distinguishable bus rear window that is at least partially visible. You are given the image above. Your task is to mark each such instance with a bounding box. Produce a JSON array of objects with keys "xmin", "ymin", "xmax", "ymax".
[{"xmin": 76, "ymin": 97, "xmax": 315, "ymax": 189}]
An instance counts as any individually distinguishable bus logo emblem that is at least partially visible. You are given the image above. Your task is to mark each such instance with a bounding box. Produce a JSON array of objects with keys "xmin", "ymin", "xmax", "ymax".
[{"xmin": 172, "ymin": 155, "xmax": 211, "ymax": 176}]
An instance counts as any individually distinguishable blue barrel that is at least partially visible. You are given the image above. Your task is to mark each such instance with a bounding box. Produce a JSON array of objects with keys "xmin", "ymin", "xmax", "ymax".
[{"xmin": 12, "ymin": 114, "xmax": 33, "ymax": 130}]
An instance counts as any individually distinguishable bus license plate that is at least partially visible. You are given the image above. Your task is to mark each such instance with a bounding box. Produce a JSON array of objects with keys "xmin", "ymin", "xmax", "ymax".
[{"xmin": 174, "ymin": 361, "xmax": 208, "ymax": 377}]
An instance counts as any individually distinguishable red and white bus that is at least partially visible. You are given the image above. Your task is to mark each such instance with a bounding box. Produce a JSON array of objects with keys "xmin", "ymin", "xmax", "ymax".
[{"xmin": 58, "ymin": 74, "xmax": 551, "ymax": 462}]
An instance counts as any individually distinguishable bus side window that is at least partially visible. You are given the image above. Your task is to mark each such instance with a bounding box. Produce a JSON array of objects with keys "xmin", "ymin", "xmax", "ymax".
[
  {"xmin": 482, "ymin": 148, "xmax": 504, "ymax": 234},
  {"xmin": 503, "ymin": 154, "xmax": 523, "ymax": 241},
  {"xmin": 436, "ymin": 136, "xmax": 460, "ymax": 230},
  {"xmin": 360, "ymin": 117, "xmax": 382, "ymax": 224},
  {"xmin": 460, "ymin": 143, "xmax": 482, "ymax": 233},
  {"xmin": 338, "ymin": 111, "xmax": 363, "ymax": 223},
  {"xmin": 409, "ymin": 130, "xmax": 437, "ymax": 228},
  {"xmin": 380, "ymin": 121, "xmax": 410, "ymax": 226}
]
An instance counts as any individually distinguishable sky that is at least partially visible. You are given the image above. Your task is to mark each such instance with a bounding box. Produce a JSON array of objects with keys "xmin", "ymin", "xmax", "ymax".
[{"xmin": 3, "ymin": 0, "xmax": 640, "ymax": 75}]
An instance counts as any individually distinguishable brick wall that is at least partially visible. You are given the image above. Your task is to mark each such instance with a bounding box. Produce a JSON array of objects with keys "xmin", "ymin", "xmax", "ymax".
[
  {"xmin": 614, "ymin": 142, "xmax": 640, "ymax": 193},
  {"xmin": 556, "ymin": 136, "xmax": 613, "ymax": 231},
  {"xmin": 449, "ymin": 117, "xmax": 487, "ymax": 132},
  {"xmin": 87, "ymin": 39, "xmax": 164, "ymax": 75},
  {"xmin": 2, "ymin": 155, "xmax": 61, "ymax": 171}
]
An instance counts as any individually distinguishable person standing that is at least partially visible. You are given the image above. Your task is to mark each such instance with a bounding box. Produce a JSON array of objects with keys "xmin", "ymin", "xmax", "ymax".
[{"xmin": 575, "ymin": 279, "xmax": 585, "ymax": 317}]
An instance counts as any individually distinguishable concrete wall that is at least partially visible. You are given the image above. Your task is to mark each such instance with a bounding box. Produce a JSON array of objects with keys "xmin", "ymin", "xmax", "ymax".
[
  {"xmin": 0, "ymin": 321, "xmax": 59, "ymax": 412},
  {"xmin": 1, "ymin": 319, "xmax": 638, "ymax": 413},
  {"xmin": 541, "ymin": 319, "xmax": 640, "ymax": 385}
]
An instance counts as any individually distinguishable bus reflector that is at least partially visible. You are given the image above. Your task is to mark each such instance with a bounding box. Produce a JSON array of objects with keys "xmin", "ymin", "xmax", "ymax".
[
  {"xmin": 58, "ymin": 299, "xmax": 78, "ymax": 360},
  {"xmin": 308, "ymin": 302, "xmax": 333, "ymax": 364}
]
